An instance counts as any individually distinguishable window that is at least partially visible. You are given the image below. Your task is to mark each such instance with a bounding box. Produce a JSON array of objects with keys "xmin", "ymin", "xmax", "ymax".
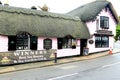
[
  {"xmin": 8, "ymin": 36, "xmax": 16, "ymax": 51},
  {"xmin": 8, "ymin": 32, "xmax": 38, "ymax": 51},
  {"xmin": 100, "ymin": 16, "xmax": 109, "ymax": 29},
  {"xmin": 58, "ymin": 37, "xmax": 76, "ymax": 49},
  {"xmin": 16, "ymin": 32, "xmax": 30, "ymax": 50},
  {"xmin": 30, "ymin": 36, "xmax": 38, "ymax": 50},
  {"xmin": 43, "ymin": 38, "xmax": 52, "ymax": 50},
  {"xmin": 62, "ymin": 38, "xmax": 72, "ymax": 48},
  {"xmin": 95, "ymin": 35, "xmax": 109, "ymax": 48}
]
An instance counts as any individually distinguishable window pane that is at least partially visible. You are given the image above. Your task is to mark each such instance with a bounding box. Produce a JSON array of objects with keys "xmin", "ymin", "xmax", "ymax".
[
  {"xmin": 95, "ymin": 35, "xmax": 109, "ymax": 48},
  {"xmin": 16, "ymin": 32, "xmax": 30, "ymax": 50},
  {"xmin": 57, "ymin": 37, "xmax": 76, "ymax": 49},
  {"xmin": 8, "ymin": 36, "xmax": 16, "ymax": 51},
  {"xmin": 30, "ymin": 36, "xmax": 38, "ymax": 50},
  {"xmin": 44, "ymin": 38, "xmax": 52, "ymax": 50},
  {"xmin": 100, "ymin": 16, "xmax": 109, "ymax": 29},
  {"xmin": 57, "ymin": 38, "xmax": 63, "ymax": 49}
]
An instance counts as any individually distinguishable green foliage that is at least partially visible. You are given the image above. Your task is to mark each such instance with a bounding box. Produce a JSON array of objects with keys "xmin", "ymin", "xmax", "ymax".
[{"xmin": 115, "ymin": 23, "xmax": 120, "ymax": 41}]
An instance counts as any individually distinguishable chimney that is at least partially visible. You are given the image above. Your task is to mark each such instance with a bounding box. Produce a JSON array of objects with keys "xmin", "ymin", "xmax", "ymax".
[{"xmin": 31, "ymin": 6, "xmax": 37, "ymax": 10}]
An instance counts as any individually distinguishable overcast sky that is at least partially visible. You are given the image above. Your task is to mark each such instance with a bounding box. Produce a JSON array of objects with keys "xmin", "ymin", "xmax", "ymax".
[{"xmin": 1, "ymin": 0, "xmax": 120, "ymax": 16}]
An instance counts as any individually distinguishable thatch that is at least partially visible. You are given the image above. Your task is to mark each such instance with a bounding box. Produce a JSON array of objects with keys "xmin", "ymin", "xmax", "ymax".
[
  {"xmin": 67, "ymin": 1, "xmax": 119, "ymax": 23},
  {"xmin": 0, "ymin": 5, "xmax": 90, "ymax": 39}
]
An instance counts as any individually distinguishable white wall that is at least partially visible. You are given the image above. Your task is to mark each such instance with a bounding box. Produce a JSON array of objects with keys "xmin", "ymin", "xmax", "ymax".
[
  {"xmin": 98, "ymin": 8, "xmax": 116, "ymax": 35},
  {"xmin": 38, "ymin": 37, "xmax": 80, "ymax": 57},
  {"xmin": 86, "ymin": 8, "xmax": 117, "ymax": 53},
  {"xmin": 87, "ymin": 36, "xmax": 109, "ymax": 53},
  {"xmin": 86, "ymin": 8, "xmax": 116, "ymax": 35},
  {"xmin": 38, "ymin": 37, "xmax": 57, "ymax": 50},
  {"xmin": 57, "ymin": 39, "xmax": 80, "ymax": 57},
  {"xmin": 0, "ymin": 35, "xmax": 8, "ymax": 52}
]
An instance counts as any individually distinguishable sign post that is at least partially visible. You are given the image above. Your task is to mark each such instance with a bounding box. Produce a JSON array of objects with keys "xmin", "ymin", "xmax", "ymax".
[{"xmin": 54, "ymin": 53, "xmax": 57, "ymax": 63}]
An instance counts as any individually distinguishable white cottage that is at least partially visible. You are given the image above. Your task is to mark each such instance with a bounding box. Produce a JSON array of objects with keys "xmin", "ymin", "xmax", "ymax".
[
  {"xmin": 0, "ymin": 0, "xmax": 119, "ymax": 65},
  {"xmin": 0, "ymin": 5, "xmax": 90, "ymax": 65},
  {"xmin": 68, "ymin": 0, "xmax": 119, "ymax": 54}
]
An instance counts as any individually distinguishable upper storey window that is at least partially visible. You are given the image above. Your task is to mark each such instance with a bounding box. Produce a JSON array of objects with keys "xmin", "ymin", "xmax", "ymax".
[{"xmin": 100, "ymin": 16, "xmax": 109, "ymax": 29}]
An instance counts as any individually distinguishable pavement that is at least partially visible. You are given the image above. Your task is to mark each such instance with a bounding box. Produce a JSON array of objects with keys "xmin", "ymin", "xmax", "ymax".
[{"xmin": 0, "ymin": 49, "xmax": 120, "ymax": 74}]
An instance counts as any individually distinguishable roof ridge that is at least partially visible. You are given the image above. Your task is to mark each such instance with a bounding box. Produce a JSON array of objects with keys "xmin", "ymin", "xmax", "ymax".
[
  {"xmin": 0, "ymin": 5, "xmax": 80, "ymax": 21},
  {"xmin": 67, "ymin": 0, "xmax": 111, "ymax": 21}
]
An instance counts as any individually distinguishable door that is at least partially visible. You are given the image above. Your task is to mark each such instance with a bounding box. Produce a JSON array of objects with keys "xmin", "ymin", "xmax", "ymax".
[{"xmin": 80, "ymin": 39, "xmax": 87, "ymax": 56}]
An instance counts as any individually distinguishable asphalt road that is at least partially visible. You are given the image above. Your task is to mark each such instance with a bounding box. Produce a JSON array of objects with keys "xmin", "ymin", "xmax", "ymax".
[
  {"xmin": 0, "ymin": 42, "xmax": 120, "ymax": 80},
  {"xmin": 0, "ymin": 52, "xmax": 120, "ymax": 80},
  {"xmin": 113, "ymin": 41, "xmax": 120, "ymax": 49}
]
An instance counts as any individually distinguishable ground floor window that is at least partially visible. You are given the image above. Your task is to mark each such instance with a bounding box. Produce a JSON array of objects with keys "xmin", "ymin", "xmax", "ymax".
[
  {"xmin": 95, "ymin": 35, "xmax": 109, "ymax": 48},
  {"xmin": 58, "ymin": 36, "xmax": 77, "ymax": 49},
  {"xmin": 16, "ymin": 32, "xmax": 30, "ymax": 50},
  {"xmin": 43, "ymin": 38, "xmax": 52, "ymax": 50},
  {"xmin": 8, "ymin": 32, "xmax": 38, "ymax": 51}
]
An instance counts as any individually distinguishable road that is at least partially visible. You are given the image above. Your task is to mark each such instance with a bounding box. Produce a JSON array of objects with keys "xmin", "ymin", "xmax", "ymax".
[
  {"xmin": 0, "ymin": 53, "xmax": 120, "ymax": 80},
  {"xmin": 113, "ymin": 41, "xmax": 120, "ymax": 49},
  {"xmin": 0, "ymin": 42, "xmax": 120, "ymax": 80}
]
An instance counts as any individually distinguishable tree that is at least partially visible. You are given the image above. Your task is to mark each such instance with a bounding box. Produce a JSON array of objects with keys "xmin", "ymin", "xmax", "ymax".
[{"xmin": 115, "ymin": 17, "xmax": 120, "ymax": 41}]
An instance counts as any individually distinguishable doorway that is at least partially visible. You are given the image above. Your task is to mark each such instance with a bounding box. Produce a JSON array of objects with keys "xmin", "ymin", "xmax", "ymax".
[{"xmin": 80, "ymin": 39, "xmax": 87, "ymax": 56}]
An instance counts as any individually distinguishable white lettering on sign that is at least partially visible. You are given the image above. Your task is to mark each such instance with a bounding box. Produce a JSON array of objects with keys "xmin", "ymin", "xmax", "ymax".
[{"xmin": 13, "ymin": 50, "xmax": 57, "ymax": 63}]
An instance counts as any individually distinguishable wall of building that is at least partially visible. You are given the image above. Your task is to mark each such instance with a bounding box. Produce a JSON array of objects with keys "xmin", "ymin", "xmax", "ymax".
[
  {"xmin": 0, "ymin": 35, "xmax": 8, "ymax": 52},
  {"xmin": 57, "ymin": 39, "xmax": 80, "ymax": 57},
  {"xmin": 0, "ymin": 36, "xmax": 80, "ymax": 57},
  {"xmin": 87, "ymin": 36, "xmax": 114, "ymax": 53},
  {"xmin": 38, "ymin": 37, "xmax": 57, "ymax": 50},
  {"xmin": 38, "ymin": 37, "xmax": 80, "ymax": 57},
  {"xmin": 86, "ymin": 8, "xmax": 116, "ymax": 35},
  {"xmin": 98, "ymin": 8, "xmax": 116, "ymax": 35},
  {"xmin": 86, "ymin": 8, "xmax": 116, "ymax": 53}
]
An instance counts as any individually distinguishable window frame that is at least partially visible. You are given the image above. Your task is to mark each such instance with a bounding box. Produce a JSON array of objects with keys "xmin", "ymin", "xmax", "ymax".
[
  {"xmin": 16, "ymin": 32, "xmax": 31, "ymax": 50},
  {"xmin": 43, "ymin": 38, "xmax": 52, "ymax": 50},
  {"xmin": 95, "ymin": 35, "xmax": 109, "ymax": 48},
  {"xmin": 100, "ymin": 16, "xmax": 109, "ymax": 29},
  {"xmin": 57, "ymin": 37, "xmax": 77, "ymax": 49},
  {"xmin": 8, "ymin": 36, "xmax": 16, "ymax": 51},
  {"xmin": 8, "ymin": 32, "xmax": 38, "ymax": 51}
]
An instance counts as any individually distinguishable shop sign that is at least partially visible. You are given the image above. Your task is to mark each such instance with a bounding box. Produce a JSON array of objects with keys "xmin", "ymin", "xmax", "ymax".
[
  {"xmin": 89, "ymin": 40, "xmax": 94, "ymax": 44},
  {"xmin": 0, "ymin": 49, "xmax": 57, "ymax": 65},
  {"xmin": 97, "ymin": 30, "xmax": 112, "ymax": 35},
  {"xmin": 83, "ymin": 48, "xmax": 89, "ymax": 55}
]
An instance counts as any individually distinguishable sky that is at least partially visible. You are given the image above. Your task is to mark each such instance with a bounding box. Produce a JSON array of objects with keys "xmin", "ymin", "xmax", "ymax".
[{"xmin": 0, "ymin": 0, "xmax": 120, "ymax": 16}]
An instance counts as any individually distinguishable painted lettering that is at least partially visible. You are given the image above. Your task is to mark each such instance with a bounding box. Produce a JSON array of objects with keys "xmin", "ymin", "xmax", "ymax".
[{"xmin": 14, "ymin": 52, "xmax": 20, "ymax": 56}]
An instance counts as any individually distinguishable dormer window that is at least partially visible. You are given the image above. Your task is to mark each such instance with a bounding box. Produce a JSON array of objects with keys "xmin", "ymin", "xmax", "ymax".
[{"xmin": 100, "ymin": 16, "xmax": 109, "ymax": 29}]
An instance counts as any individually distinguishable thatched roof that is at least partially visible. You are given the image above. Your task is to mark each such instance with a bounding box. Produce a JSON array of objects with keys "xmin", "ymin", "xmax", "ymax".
[
  {"xmin": 0, "ymin": 5, "xmax": 90, "ymax": 39},
  {"xmin": 67, "ymin": 1, "xmax": 119, "ymax": 23}
]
